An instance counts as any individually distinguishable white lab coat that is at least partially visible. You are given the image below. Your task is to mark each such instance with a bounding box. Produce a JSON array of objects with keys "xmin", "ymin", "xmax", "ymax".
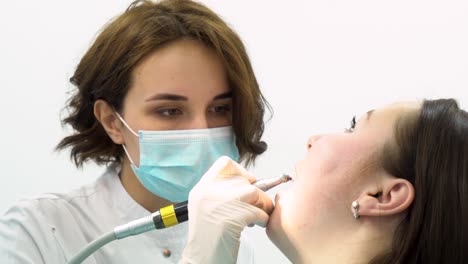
[{"xmin": 0, "ymin": 165, "xmax": 255, "ymax": 263}]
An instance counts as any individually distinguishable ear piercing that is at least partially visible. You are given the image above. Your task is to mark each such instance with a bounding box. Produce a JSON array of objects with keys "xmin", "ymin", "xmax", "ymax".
[{"xmin": 352, "ymin": 200, "xmax": 360, "ymax": 220}]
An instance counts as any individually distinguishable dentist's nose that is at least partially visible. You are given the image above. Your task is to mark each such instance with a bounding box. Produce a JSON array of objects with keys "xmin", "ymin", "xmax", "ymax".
[
  {"xmin": 188, "ymin": 115, "xmax": 209, "ymax": 129},
  {"xmin": 307, "ymin": 135, "xmax": 322, "ymax": 150}
]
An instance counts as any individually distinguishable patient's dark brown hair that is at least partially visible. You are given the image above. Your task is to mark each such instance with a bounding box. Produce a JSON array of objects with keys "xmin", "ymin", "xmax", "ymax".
[{"xmin": 372, "ymin": 98, "xmax": 468, "ymax": 263}]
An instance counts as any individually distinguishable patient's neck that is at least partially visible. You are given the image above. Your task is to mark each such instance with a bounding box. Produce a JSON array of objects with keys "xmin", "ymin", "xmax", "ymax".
[{"xmin": 292, "ymin": 217, "xmax": 398, "ymax": 264}]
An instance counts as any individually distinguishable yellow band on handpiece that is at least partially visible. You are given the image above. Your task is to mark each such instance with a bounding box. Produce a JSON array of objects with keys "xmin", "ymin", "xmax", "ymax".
[{"xmin": 160, "ymin": 204, "xmax": 179, "ymax": 228}]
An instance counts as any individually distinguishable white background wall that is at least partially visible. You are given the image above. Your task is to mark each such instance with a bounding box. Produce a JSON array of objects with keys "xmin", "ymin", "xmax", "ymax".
[{"xmin": 1, "ymin": 0, "xmax": 467, "ymax": 263}]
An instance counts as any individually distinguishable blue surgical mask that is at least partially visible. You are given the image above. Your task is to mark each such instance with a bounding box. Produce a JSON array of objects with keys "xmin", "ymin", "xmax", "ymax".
[{"xmin": 115, "ymin": 113, "xmax": 240, "ymax": 202}]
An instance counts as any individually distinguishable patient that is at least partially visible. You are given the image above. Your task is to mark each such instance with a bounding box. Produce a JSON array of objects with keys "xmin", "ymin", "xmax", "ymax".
[{"xmin": 180, "ymin": 98, "xmax": 468, "ymax": 264}]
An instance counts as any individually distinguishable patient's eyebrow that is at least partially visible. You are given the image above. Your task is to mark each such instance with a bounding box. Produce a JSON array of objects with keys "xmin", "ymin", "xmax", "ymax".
[{"xmin": 367, "ymin": 110, "xmax": 374, "ymax": 120}]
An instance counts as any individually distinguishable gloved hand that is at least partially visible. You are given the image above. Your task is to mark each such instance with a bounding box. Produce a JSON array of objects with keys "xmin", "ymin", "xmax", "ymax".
[{"xmin": 179, "ymin": 156, "xmax": 274, "ymax": 264}]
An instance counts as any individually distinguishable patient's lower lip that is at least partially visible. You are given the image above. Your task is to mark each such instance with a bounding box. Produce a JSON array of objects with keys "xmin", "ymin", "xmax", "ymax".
[{"xmin": 275, "ymin": 191, "xmax": 283, "ymax": 204}]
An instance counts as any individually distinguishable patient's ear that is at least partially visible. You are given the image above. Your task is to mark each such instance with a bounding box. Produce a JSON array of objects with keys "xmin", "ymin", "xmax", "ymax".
[
  {"xmin": 356, "ymin": 178, "xmax": 415, "ymax": 217},
  {"xmin": 94, "ymin": 99, "xmax": 124, "ymax": 144}
]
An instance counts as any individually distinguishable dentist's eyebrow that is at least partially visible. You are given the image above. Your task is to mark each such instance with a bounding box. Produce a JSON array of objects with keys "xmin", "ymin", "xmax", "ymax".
[
  {"xmin": 367, "ymin": 110, "xmax": 375, "ymax": 120},
  {"xmin": 145, "ymin": 93, "xmax": 188, "ymax": 102},
  {"xmin": 144, "ymin": 91, "xmax": 232, "ymax": 102},
  {"xmin": 213, "ymin": 91, "xmax": 232, "ymax": 100}
]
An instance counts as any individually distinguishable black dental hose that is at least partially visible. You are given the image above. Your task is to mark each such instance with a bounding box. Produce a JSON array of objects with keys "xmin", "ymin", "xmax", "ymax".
[{"xmin": 68, "ymin": 174, "xmax": 292, "ymax": 264}]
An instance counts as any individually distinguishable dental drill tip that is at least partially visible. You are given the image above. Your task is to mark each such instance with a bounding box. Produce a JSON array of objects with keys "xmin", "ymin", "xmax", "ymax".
[{"xmin": 281, "ymin": 174, "xmax": 293, "ymax": 183}]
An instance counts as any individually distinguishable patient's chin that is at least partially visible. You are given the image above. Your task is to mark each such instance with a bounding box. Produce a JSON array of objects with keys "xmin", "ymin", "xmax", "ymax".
[
  {"xmin": 266, "ymin": 206, "xmax": 298, "ymax": 262},
  {"xmin": 266, "ymin": 199, "xmax": 283, "ymax": 241}
]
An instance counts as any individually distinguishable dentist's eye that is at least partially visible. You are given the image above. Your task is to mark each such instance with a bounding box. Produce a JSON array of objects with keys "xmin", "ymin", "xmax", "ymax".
[
  {"xmin": 344, "ymin": 116, "xmax": 356, "ymax": 133},
  {"xmin": 209, "ymin": 104, "xmax": 232, "ymax": 115},
  {"xmin": 157, "ymin": 108, "xmax": 183, "ymax": 117}
]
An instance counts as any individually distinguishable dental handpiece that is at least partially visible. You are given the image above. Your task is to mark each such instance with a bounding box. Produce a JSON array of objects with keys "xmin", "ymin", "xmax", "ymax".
[
  {"xmin": 69, "ymin": 174, "xmax": 293, "ymax": 264},
  {"xmin": 253, "ymin": 174, "xmax": 292, "ymax": 192},
  {"xmin": 114, "ymin": 174, "xmax": 292, "ymax": 239}
]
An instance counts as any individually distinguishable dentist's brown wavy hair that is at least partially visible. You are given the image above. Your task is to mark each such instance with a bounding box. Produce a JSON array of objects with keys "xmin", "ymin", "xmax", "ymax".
[
  {"xmin": 372, "ymin": 98, "xmax": 468, "ymax": 263},
  {"xmin": 56, "ymin": 0, "xmax": 270, "ymax": 167}
]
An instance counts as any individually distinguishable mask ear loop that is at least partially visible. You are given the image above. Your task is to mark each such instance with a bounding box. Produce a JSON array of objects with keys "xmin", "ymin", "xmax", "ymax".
[
  {"xmin": 114, "ymin": 111, "xmax": 139, "ymax": 137},
  {"xmin": 114, "ymin": 111, "xmax": 139, "ymax": 166}
]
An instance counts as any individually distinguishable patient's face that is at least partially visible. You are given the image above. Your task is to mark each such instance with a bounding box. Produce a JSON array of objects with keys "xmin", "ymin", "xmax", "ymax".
[{"xmin": 267, "ymin": 102, "xmax": 420, "ymax": 257}]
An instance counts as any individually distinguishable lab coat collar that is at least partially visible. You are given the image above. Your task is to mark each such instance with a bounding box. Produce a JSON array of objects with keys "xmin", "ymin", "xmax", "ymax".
[{"xmin": 103, "ymin": 163, "xmax": 152, "ymax": 222}]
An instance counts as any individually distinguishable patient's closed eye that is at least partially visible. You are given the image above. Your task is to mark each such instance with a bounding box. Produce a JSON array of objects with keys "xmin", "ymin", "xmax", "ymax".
[{"xmin": 344, "ymin": 116, "xmax": 356, "ymax": 133}]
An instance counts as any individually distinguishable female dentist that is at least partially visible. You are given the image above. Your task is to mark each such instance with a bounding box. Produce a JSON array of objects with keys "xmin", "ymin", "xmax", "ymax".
[{"xmin": 0, "ymin": 0, "xmax": 270, "ymax": 263}]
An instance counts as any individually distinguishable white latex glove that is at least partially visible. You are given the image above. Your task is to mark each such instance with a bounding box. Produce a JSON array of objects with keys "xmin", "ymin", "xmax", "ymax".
[{"xmin": 179, "ymin": 156, "xmax": 274, "ymax": 264}]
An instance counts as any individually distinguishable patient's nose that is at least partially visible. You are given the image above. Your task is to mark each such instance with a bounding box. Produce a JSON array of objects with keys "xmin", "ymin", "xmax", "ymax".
[{"xmin": 307, "ymin": 135, "xmax": 322, "ymax": 150}]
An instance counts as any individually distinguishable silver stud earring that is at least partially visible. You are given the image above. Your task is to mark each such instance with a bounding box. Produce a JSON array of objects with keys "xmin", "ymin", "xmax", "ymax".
[{"xmin": 352, "ymin": 200, "xmax": 360, "ymax": 220}]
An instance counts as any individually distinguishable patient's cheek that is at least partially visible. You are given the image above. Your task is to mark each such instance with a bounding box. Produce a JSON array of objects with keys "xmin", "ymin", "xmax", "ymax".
[
  {"xmin": 306, "ymin": 142, "xmax": 352, "ymax": 178},
  {"xmin": 314, "ymin": 137, "xmax": 370, "ymax": 179}
]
